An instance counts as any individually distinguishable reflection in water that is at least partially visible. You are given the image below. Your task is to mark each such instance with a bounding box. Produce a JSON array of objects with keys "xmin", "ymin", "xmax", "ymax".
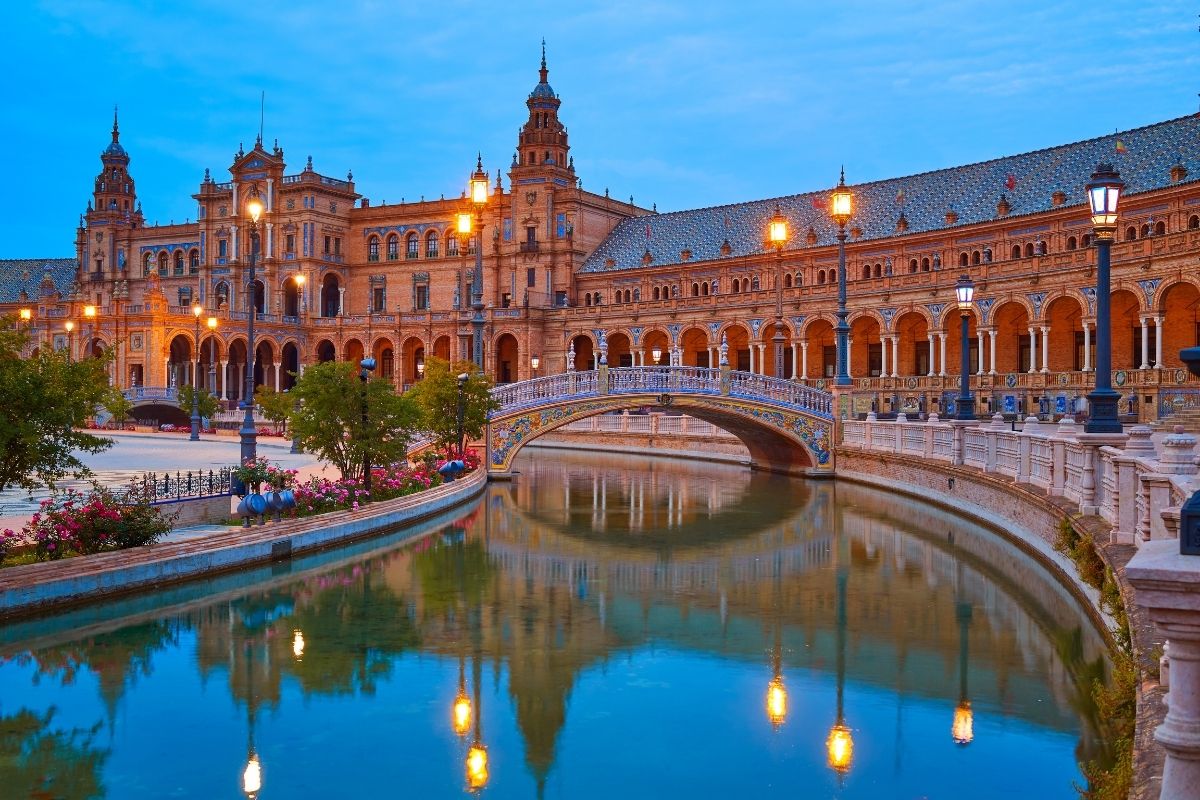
[{"xmin": 0, "ymin": 450, "xmax": 1109, "ymax": 798}]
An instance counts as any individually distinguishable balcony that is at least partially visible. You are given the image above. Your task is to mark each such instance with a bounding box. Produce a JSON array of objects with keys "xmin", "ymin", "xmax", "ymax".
[{"xmin": 519, "ymin": 241, "xmax": 540, "ymax": 254}]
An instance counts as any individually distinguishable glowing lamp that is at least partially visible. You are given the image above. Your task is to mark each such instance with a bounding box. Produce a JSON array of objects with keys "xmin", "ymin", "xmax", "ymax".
[
  {"xmin": 242, "ymin": 752, "xmax": 262, "ymax": 796},
  {"xmin": 83, "ymin": 304, "xmax": 97, "ymax": 319},
  {"xmin": 1086, "ymin": 163, "xmax": 1124, "ymax": 232},
  {"xmin": 19, "ymin": 308, "xmax": 32, "ymax": 322},
  {"xmin": 292, "ymin": 630, "xmax": 305, "ymax": 658},
  {"xmin": 466, "ymin": 744, "xmax": 489, "ymax": 790},
  {"xmin": 952, "ymin": 701, "xmax": 974, "ymax": 745},
  {"xmin": 830, "ymin": 169, "xmax": 853, "ymax": 226},
  {"xmin": 456, "ymin": 211, "xmax": 473, "ymax": 235},
  {"xmin": 530, "ymin": 355, "xmax": 540, "ymax": 371},
  {"xmin": 192, "ymin": 302, "xmax": 203, "ymax": 318},
  {"xmin": 453, "ymin": 693, "xmax": 472, "ymax": 736},
  {"xmin": 207, "ymin": 316, "xmax": 218, "ymax": 330},
  {"xmin": 65, "ymin": 320, "xmax": 75, "ymax": 333},
  {"xmin": 651, "ymin": 346, "xmax": 662, "ymax": 364},
  {"xmin": 245, "ymin": 194, "xmax": 264, "ymax": 224},
  {"xmin": 294, "ymin": 274, "xmax": 306, "ymax": 286},
  {"xmin": 766, "ymin": 677, "xmax": 787, "ymax": 727},
  {"xmin": 470, "ymin": 156, "xmax": 488, "ymax": 206},
  {"xmin": 955, "ymin": 274, "xmax": 975, "ymax": 311},
  {"xmin": 826, "ymin": 722, "xmax": 854, "ymax": 774},
  {"xmin": 767, "ymin": 206, "xmax": 788, "ymax": 250}
]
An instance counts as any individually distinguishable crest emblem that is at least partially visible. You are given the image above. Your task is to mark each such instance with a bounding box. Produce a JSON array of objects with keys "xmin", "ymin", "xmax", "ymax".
[{"xmin": 525, "ymin": 191, "xmax": 537, "ymax": 206}]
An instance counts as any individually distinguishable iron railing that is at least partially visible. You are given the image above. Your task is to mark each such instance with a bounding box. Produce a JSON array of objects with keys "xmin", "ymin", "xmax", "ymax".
[{"xmin": 132, "ymin": 467, "xmax": 234, "ymax": 502}]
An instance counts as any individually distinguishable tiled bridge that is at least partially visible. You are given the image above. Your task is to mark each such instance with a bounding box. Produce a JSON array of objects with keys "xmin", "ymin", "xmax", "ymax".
[{"xmin": 486, "ymin": 365, "xmax": 835, "ymax": 477}]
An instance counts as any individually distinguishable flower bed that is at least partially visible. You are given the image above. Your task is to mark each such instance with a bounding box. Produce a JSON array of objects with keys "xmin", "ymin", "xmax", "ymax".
[
  {"xmin": 1, "ymin": 484, "xmax": 173, "ymax": 565},
  {"xmin": 288, "ymin": 449, "xmax": 479, "ymax": 517}
]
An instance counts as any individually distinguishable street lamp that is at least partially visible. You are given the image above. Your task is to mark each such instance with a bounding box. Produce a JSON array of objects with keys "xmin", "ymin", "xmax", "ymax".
[
  {"xmin": 359, "ymin": 357, "xmax": 377, "ymax": 500},
  {"xmin": 829, "ymin": 169, "xmax": 854, "ymax": 388},
  {"xmin": 18, "ymin": 307, "xmax": 32, "ymax": 327},
  {"xmin": 651, "ymin": 345, "xmax": 663, "ymax": 365},
  {"xmin": 456, "ymin": 372, "xmax": 469, "ymax": 460},
  {"xmin": 417, "ymin": 357, "xmax": 425, "ymax": 379},
  {"xmin": 64, "ymin": 320, "xmax": 75, "ymax": 362},
  {"xmin": 530, "ymin": 354, "xmax": 540, "ymax": 377},
  {"xmin": 190, "ymin": 302, "xmax": 204, "ymax": 440},
  {"xmin": 767, "ymin": 205, "xmax": 789, "ymax": 379},
  {"xmin": 293, "ymin": 273, "xmax": 306, "ymax": 316},
  {"xmin": 468, "ymin": 156, "xmax": 489, "ymax": 370},
  {"xmin": 955, "ymin": 275, "xmax": 976, "ymax": 421},
  {"xmin": 1084, "ymin": 164, "xmax": 1125, "ymax": 434},
  {"xmin": 207, "ymin": 315, "xmax": 218, "ymax": 401},
  {"xmin": 83, "ymin": 304, "xmax": 97, "ymax": 359},
  {"xmin": 240, "ymin": 189, "xmax": 265, "ymax": 466}
]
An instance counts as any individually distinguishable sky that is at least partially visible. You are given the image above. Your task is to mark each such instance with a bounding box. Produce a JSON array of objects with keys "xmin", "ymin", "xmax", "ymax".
[{"xmin": 3, "ymin": 1, "xmax": 1197, "ymax": 258}]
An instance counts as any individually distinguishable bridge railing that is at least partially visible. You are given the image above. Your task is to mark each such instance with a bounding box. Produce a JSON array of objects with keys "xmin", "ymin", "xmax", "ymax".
[
  {"xmin": 491, "ymin": 367, "xmax": 833, "ymax": 418},
  {"xmin": 122, "ymin": 386, "xmax": 179, "ymax": 402}
]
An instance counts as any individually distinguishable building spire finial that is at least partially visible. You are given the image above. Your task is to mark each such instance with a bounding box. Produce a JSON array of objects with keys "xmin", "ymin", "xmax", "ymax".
[
  {"xmin": 539, "ymin": 39, "xmax": 548, "ymax": 82},
  {"xmin": 112, "ymin": 104, "xmax": 119, "ymax": 142}
]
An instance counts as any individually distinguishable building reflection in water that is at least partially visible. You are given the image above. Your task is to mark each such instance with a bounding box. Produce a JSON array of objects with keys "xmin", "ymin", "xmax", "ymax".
[{"xmin": 0, "ymin": 450, "xmax": 1112, "ymax": 797}]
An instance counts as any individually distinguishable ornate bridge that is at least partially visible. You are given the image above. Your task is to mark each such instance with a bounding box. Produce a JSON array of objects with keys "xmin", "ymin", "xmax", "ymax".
[{"xmin": 486, "ymin": 365, "xmax": 835, "ymax": 477}]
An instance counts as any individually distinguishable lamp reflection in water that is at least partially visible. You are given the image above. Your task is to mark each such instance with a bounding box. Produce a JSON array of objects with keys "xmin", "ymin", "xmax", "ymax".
[
  {"xmin": 766, "ymin": 551, "xmax": 787, "ymax": 730},
  {"xmin": 952, "ymin": 564, "xmax": 975, "ymax": 745},
  {"xmin": 453, "ymin": 656, "xmax": 472, "ymax": 737},
  {"xmin": 292, "ymin": 629, "xmax": 305, "ymax": 659},
  {"xmin": 826, "ymin": 535, "xmax": 853, "ymax": 777},
  {"xmin": 465, "ymin": 652, "xmax": 489, "ymax": 792}
]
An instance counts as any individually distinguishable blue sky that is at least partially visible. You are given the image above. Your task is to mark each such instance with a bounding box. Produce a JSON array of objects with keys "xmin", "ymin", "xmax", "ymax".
[{"xmin": 4, "ymin": 1, "xmax": 1196, "ymax": 258}]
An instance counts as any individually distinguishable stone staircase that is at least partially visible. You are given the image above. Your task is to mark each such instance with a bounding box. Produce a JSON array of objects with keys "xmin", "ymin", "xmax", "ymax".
[{"xmin": 1152, "ymin": 407, "xmax": 1200, "ymax": 432}]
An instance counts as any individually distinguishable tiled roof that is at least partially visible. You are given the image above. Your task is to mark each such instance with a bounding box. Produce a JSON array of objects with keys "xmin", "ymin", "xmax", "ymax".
[
  {"xmin": 0, "ymin": 258, "xmax": 77, "ymax": 303},
  {"xmin": 582, "ymin": 114, "xmax": 1200, "ymax": 272}
]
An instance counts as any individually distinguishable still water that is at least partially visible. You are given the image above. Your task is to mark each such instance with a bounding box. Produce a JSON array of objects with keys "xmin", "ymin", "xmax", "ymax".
[{"xmin": 0, "ymin": 450, "xmax": 1110, "ymax": 799}]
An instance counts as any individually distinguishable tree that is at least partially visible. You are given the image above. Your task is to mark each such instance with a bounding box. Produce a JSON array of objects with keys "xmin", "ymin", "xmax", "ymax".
[
  {"xmin": 0, "ymin": 318, "xmax": 113, "ymax": 493},
  {"xmin": 406, "ymin": 357, "xmax": 498, "ymax": 455},
  {"xmin": 103, "ymin": 389, "xmax": 134, "ymax": 427},
  {"xmin": 175, "ymin": 384, "xmax": 220, "ymax": 422},
  {"xmin": 290, "ymin": 360, "xmax": 419, "ymax": 479},
  {"xmin": 254, "ymin": 384, "xmax": 294, "ymax": 431}
]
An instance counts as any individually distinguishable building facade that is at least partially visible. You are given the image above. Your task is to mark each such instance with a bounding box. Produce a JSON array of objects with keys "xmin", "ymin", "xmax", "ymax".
[{"xmin": 5, "ymin": 54, "xmax": 1200, "ymax": 423}]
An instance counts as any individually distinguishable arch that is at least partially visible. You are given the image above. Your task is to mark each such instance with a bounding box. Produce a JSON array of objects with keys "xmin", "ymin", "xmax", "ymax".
[
  {"xmin": 1140, "ymin": 223, "xmax": 1151, "ymax": 239},
  {"xmin": 992, "ymin": 300, "xmax": 1032, "ymax": 373},
  {"xmin": 691, "ymin": 282, "xmax": 700, "ymax": 297},
  {"xmin": 1010, "ymin": 245, "xmax": 1022, "ymax": 260},
  {"xmin": 1066, "ymin": 235, "xmax": 1077, "ymax": 251},
  {"xmin": 445, "ymin": 231, "xmax": 459, "ymax": 257},
  {"xmin": 254, "ymin": 340, "xmax": 276, "ymax": 390},
  {"xmin": 817, "ymin": 270, "xmax": 826, "ymax": 285},
  {"xmin": 321, "ymin": 273, "xmax": 341, "ymax": 318},
  {"xmin": 142, "ymin": 252, "xmax": 153, "ymax": 276},
  {"xmin": 189, "ymin": 248, "xmax": 200, "ymax": 272},
  {"xmin": 372, "ymin": 337, "xmax": 395, "ymax": 381},
  {"xmin": 249, "ymin": 279, "xmax": 266, "ymax": 315},
  {"xmin": 315, "ymin": 339, "xmax": 336, "ymax": 363},
  {"xmin": 283, "ymin": 277, "xmax": 301, "ymax": 317},
  {"xmin": 861, "ymin": 264, "xmax": 870, "ymax": 281},
  {"xmin": 680, "ymin": 326, "xmax": 711, "ymax": 367},
  {"xmin": 386, "ymin": 233, "xmax": 400, "ymax": 261},
  {"xmin": 368, "ymin": 235, "xmax": 381, "ymax": 262},
  {"xmin": 167, "ymin": 334, "xmax": 193, "ymax": 390},
  {"xmin": 639, "ymin": 328, "xmax": 670, "ymax": 366},
  {"xmin": 1155, "ymin": 220, "xmax": 1166, "ymax": 236},
  {"xmin": 173, "ymin": 250, "xmax": 184, "ymax": 275},
  {"xmin": 1125, "ymin": 225, "xmax": 1137, "ymax": 242},
  {"xmin": 702, "ymin": 281, "xmax": 711, "ymax": 295},
  {"xmin": 198, "ymin": 333, "xmax": 220, "ymax": 393},
  {"xmin": 761, "ymin": 321, "xmax": 793, "ymax": 378},
  {"xmin": 606, "ymin": 331, "xmax": 633, "ymax": 367},
  {"xmin": 570, "ymin": 334, "xmax": 595, "ymax": 371},
  {"xmin": 226, "ymin": 339, "xmax": 248, "ymax": 403},
  {"xmin": 1044, "ymin": 294, "xmax": 1084, "ymax": 372},
  {"xmin": 343, "ymin": 338, "xmax": 365, "ymax": 365},
  {"xmin": 281, "ymin": 341, "xmax": 300, "ymax": 390},
  {"xmin": 494, "ymin": 333, "xmax": 519, "ymax": 383},
  {"xmin": 959, "ymin": 252, "xmax": 969, "ymax": 267},
  {"xmin": 1189, "ymin": 215, "xmax": 1199, "ymax": 230},
  {"xmin": 849, "ymin": 315, "xmax": 882, "ymax": 377},
  {"xmin": 894, "ymin": 311, "xmax": 931, "ymax": 377},
  {"xmin": 1111, "ymin": 288, "xmax": 1142, "ymax": 371},
  {"xmin": 213, "ymin": 280, "xmax": 230, "ymax": 311},
  {"xmin": 433, "ymin": 335, "xmax": 451, "ymax": 362},
  {"xmin": 405, "ymin": 232, "xmax": 419, "ymax": 258},
  {"xmin": 1159, "ymin": 281, "xmax": 1200, "ymax": 368},
  {"xmin": 921, "ymin": 257, "xmax": 931, "ymax": 272},
  {"xmin": 157, "ymin": 251, "xmax": 169, "ymax": 276},
  {"xmin": 908, "ymin": 258, "xmax": 918, "ymax": 273},
  {"xmin": 942, "ymin": 307, "xmax": 981, "ymax": 378},
  {"xmin": 720, "ymin": 324, "xmax": 751, "ymax": 372},
  {"xmin": 425, "ymin": 229, "xmax": 439, "ymax": 258},
  {"xmin": 401, "ymin": 336, "xmax": 425, "ymax": 384}
]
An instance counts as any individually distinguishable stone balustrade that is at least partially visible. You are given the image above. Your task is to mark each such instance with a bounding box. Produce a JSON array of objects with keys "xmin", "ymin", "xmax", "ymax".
[{"xmin": 842, "ymin": 414, "xmax": 1197, "ymax": 548}]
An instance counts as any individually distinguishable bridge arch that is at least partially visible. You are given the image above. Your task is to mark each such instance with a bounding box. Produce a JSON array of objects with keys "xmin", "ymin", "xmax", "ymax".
[{"xmin": 487, "ymin": 367, "xmax": 833, "ymax": 478}]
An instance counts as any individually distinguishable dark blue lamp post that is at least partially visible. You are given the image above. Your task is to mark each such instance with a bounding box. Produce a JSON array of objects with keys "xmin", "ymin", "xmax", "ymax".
[
  {"xmin": 1179, "ymin": 346, "xmax": 1200, "ymax": 554},
  {"xmin": 239, "ymin": 189, "xmax": 265, "ymax": 465},
  {"xmin": 955, "ymin": 275, "xmax": 976, "ymax": 421},
  {"xmin": 359, "ymin": 356, "xmax": 376, "ymax": 500},
  {"xmin": 1084, "ymin": 164, "xmax": 1124, "ymax": 434},
  {"xmin": 829, "ymin": 169, "xmax": 853, "ymax": 387}
]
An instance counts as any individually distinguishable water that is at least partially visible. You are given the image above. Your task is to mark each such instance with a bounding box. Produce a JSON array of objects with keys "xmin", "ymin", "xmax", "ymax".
[{"xmin": 0, "ymin": 449, "xmax": 1110, "ymax": 799}]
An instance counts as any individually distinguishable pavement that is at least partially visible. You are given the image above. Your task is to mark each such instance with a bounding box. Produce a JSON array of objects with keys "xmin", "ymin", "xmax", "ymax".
[{"xmin": 0, "ymin": 430, "xmax": 336, "ymax": 534}]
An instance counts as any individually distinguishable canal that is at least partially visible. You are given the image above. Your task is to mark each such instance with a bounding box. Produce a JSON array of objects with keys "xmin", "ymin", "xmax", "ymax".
[{"xmin": 0, "ymin": 449, "xmax": 1110, "ymax": 798}]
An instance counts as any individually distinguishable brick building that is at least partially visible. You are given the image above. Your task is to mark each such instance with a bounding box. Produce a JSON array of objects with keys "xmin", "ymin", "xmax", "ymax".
[{"xmin": 5, "ymin": 53, "xmax": 1200, "ymax": 423}]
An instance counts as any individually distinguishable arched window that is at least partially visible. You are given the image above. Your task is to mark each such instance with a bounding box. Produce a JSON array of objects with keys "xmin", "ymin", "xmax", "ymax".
[
  {"xmin": 1082, "ymin": 234, "xmax": 1092, "ymax": 248},
  {"xmin": 691, "ymin": 282, "xmax": 700, "ymax": 297},
  {"xmin": 783, "ymin": 274, "xmax": 792, "ymax": 288},
  {"xmin": 585, "ymin": 293, "xmax": 592, "ymax": 307},
  {"xmin": 861, "ymin": 265, "xmax": 870, "ymax": 280},
  {"xmin": 446, "ymin": 233, "xmax": 458, "ymax": 256},
  {"xmin": 189, "ymin": 249, "xmax": 200, "ymax": 272},
  {"xmin": 921, "ymin": 257, "xmax": 931, "ymax": 271},
  {"xmin": 959, "ymin": 252, "xmax": 969, "ymax": 267},
  {"xmin": 909, "ymin": 258, "xmax": 918, "ymax": 273},
  {"xmin": 593, "ymin": 292, "xmax": 602, "ymax": 305},
  {"xmin": 143, "ymin": 252, "xmax": 153, "ymax": 277},
  {"xmin": 793, "ymin": 272, "xmax": 802, "ymax": 287},
  {"xmin": 1155, "ymin": 221, "xmax": 1166, "ymax": 236},
  {"xmin": 386, "ymin": 235, "xmax": 399, "ymax": 260},
  {"xmin": 873, "ymin": 263, "xmax": 882, "ymax": 278},
  {"xmin": 425, "ymin": 231, "xmax": 439, "ymax": 257},
  {"xmin": 1037, "ymin": 240, "xmax": 1047, "ymax": 255},
  {"xmin": 971, "ymin": 251, "xmax": 981, "ymax": 265},
  {"xmin": 983, "ymin": 248, "xmax": 992, "ymax": 263},
  {"xmin": 157, "ymin": 252, "xmax": 168, "ymax": 276},
  {"xmin": 1125, "ymin": 226, "xmax": 1137, "ymax": 241},
  {"xmin": 1011, "ymin": 245, "xmax": 1022, "ymax": 260},
  {"xmin": 732, "ymin": 278, "xmax": 741, "ymax": 293},
  {"xmin": 818, "ymin": 270, "xmax": 826, "ymax": 284},
  {"xmin": 633, "ymin": 288, "xmax": 640, "ymax": 302},
  {"xmin": 406, "ymin": 233, "xmax": 419, "ymax": 258},
  {"xmin": 624, "ymin": 289, "xmax": 632, "ymax": 302},
  {"xmin": 1066, "ymin": 236, "xmax": 1077, "ymax": 251},
  {"xmin": 173, "ymin": 251, "xmax": 184, "ymax": 275},
  {"xmin": 1140, "ymin": 223, "xmax": 1151, "ymax": 238},
  {"xmin": 1024, "ymin": 243, "xmax": 1035, "ymax": 258},
  {"xmin": 701, "ymin": 281, "xmax": 710, "ymax": 296},
  {"xmin": 652, "ymin": 287, "xmax": 661, "ymax": 301},
  {"xmin": 751, "ymin": 277, "xmax": 760, "ymax": 290},
  {"xmin": 1189, "ymin": 215, "xmax": 1199, "ymax": 230},
  {"xmin": 368, "ymin": 236, "xmax": 380, "ymax": 262}
]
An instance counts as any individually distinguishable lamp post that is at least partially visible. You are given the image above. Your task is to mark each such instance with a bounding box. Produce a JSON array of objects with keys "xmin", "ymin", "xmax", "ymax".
[
  {"xmin": 18, "ymin": 307, "xmax": 32, "ymax": 329},
  {"xmin": 530, "ymin": 354, "xmax": 540, "ymax": 378},
  {"xmin": 767, "ymin": 205, "xmax": 789, "ymax": 379},
  {"xmin": 469, "ymin": 156, "xmax": 489, "ymax": 370},
  {"xmin": 293, "ymin": 273, "xmax": 306, "ymax": 316},
  {"xmin": 190, "ymin": 302, "xmax": 204, "ymax": 440},
  {"xmin": 417, "ymin": 358, "xmax": 425, "ymax": 380},
  {"xmin": 830, "ymin": 169, "xmax": 854, "ymax": 387},
  {"xmin": 955, "ymin": 275, "xmax": 976, "ymax": 421},
  {"xmin": 240, "ymin": 190, "xmax": 265, "ymax": 466},
  {"xmin": 207, "ymin": 315, "xmax": 218, "ymax": 402},
  {"xmin": 652, "ymin": 346, "xmax": 663, "ymax": 365},
  {"xmin": 455, "ymin": 372, "xmax": 469, "ymax": 460},
  {"xmin": 64, "ymin": 320, "xmax": 75, "ymax": 362},
  {"xmin": 359, "ymin": 357, "xmax": 377, "ymax": 500},
  {"xmin": 1084, "ymin": 164, "xmax": 1125, "ymax": 434},
  {"xmin": 83, "ymin": 304, "xmax": 97, "ymax": 359}
]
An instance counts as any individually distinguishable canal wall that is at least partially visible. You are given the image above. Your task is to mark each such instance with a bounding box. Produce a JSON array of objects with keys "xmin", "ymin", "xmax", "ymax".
[{"xmin": 0, "ymin": 469, "xmax": 486, "ymax": 620}]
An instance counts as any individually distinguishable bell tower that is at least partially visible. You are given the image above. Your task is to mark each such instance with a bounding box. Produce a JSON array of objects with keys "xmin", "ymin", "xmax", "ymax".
[
  {"xmin": 79, "ymin": 107, "xmax": 143, "ymax": 281},
  {"xmin": 511, "ymin": 42, "xmax": 574, "ymax": 182}
]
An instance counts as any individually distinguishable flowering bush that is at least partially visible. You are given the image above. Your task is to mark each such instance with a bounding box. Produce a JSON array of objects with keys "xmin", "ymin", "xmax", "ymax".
[
  {"xmin": 290, "ymin": 462, "xmax": 444, "ymax": 517},
  {"xmin": 264, "ymin": 463, "xmax": 297, "ymax": 490},
  {"xmin": 233, "ymin": 457, "xmax": 274, "ymax": 491},
  {"xmin": 0, "ymin": 528, "xmax": 19, "ymax": 565},
  {"xmin": 16, "ymin": 484, "xmax": 172, "ymax": 563},
  {"xmin": 437, "ymin": 447, "xmax": 481, "ymax": 473}
]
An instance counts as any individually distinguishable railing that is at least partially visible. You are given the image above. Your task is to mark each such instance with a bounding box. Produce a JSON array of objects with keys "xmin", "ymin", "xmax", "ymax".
[
  {"xmin": 491, "ymin": 367, "xmax": 834, "ymax": 419},
  {"xmin": 123, "ymin": 386, "xmax": 178, "ymax": 402},
  {"xmin": 842, "ymin": 414, "xmax": 1198, "ymax": 549},
  {"xmin": 133, "ymin": 467, "xmax": 233, "ymax": 502}
]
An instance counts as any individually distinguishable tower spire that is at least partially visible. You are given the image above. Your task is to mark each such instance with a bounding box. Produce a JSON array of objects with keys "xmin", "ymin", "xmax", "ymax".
[
  {"xmin": 112, "ymin": 104, "xmax": 119, "ymax": 142},
  {"xmin": 539, "ymin": 39, "xmax": 548, "ymax": 83}
]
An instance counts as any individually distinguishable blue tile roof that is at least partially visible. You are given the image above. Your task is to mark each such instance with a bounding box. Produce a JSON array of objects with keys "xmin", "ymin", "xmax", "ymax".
[
  {"xmin": 0, "ymin": 258, "xmax": 78, "ymax": 303},
  {"xmin": 582, "ymin": 114, "xmax": 1200, "ymax": 272}
]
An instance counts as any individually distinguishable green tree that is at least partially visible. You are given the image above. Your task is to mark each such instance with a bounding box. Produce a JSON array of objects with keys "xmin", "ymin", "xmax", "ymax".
[
  {"xmin": 290, "ymin": 360, "xmax": 419, "ymax": 479},
  {"xmin": 103, "ymin": 389, "xmax": 133, "ymax": 427},
  {"xmin": 0, "ymin": 319, "xmax": 113, "ymax": 493},
  {"xmin": 176, "ymin": 384, "xmax": 220, "ymax": 421},
  {"xmin": 406, "ymin": 357, "xmax": 498, "ymax": 455},
  {"xmin": 254, "ymin": 384, "xmax": 294, "ymax": 431}
]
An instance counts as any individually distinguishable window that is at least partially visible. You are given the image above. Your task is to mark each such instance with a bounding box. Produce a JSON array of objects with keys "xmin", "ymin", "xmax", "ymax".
[
  {"xmin": 653, "ymin": 287, "xmax": 661, "ymax": 300},
  {"xmin": 286, "ymin": 234, "xmax": 295, "ymax": 253},
  {"xmin": 446, "ymin": 235, "xmax": 458, "ymax": 257},
  {"xmin": 873, "ymin": 263, "xmax": 882, "ymax": 278},
  {"xmin": 334, "ymin": 237, "xmax": 341, "ymax": 256},
  {"xmin": 1082, "ymin": 234, "xmax": 1092, "ymax": 248},
  {"xmin": 368, "ymin": 237, "xmax": 380, "ymax": 262},
  {"xmin": 501, "ymin": 293, "xmax": 512, "ymax": 308},
  {"xmin": 861, "ymin": 265, "xmax": 870, "ymax": 280},
  {"xmin": 143, "ymin": 253, "xmax": 152, "ymax": 276},
  {"xmin": 387, "ymin": 235, "xmax": 399, "ymax": 260},
  {"xmin": 1155, "ymin": 221, "xmax": 1166, "ymax": 236},
  {"xmin": 971, "ymin": 251, "xmax": 981, "ymax": 265},
  {"xmin": 1190, "ymin": 215, "xmax": 1200, "ymax": 230},
  {"xmin": 426, "ymin": 231, "xmax": 439, "ymax": 258},
  {"xmin": 702, "ymin": 282, "xmax": 710, "ymax": 295},
  {"xmin": 157, "ymin": 252, "xmax": 168, "ymax": 276},
  {"xmin": 959, "ymin": 252, "xmax": 969, "ymax": 267},
  {"xmin": 372, "ymin": 287, "xmax": 385, "ymax": 313},
  {"xmin": 921, "ymin": 257, "xmax": 930, "ymax": 271},
  {"xmin": 624, "ymin": 289, "xmax": 632, "ymax": 302},
  {"xmin": 817, "ymin": 270, "xmax": 825, "ymax": 284},
  {"xmin": 189, "ymin": 249, "xmax": 200, "ymax": 273},
  {"xmin": 527, "ymin": 268, "xmax": 536, "ymax": 287},
  {"xmin": 415, "ymin": 284, "xmax": 429, "ymax": 310},
  {"xmin": 691, "ymin": 282, "xmax": 700, "ymax": 297},
  {"xmin": 555, "ymin": 290, "xmax": 567, "ymax": 306},
  {"xmin": 406, "ymin": 234, "xmax": 419, "ymax": 259},
  {"xmin": 1125, "ymin": 226, "xmax": 1137, "ymax": 241},
  {"xmin": 909, "ymin": 258, "xmax": 918, "ymax": 273},
  {"xmin": 1011, "ymin": 245, "xmax": 1021, "ymax": 260},
  {"xmin": 1066, "ymin": 236, "xmax": 1077, "ymax": 251},
  {"xmin": 983, "ymin": 248, "xmax": 992, "ymax": 263},
  {"xmin": 324, "ymin": 235, "xmax": 331, "ymax": 254},
  {"xmin": 593, "ymin": 292, "xmax": 602, "ymax": 305},
  {"xmin": 751, "ymin": 277, "xmax": 760, "ymax": 290},
  {"xmin": 1024, "ymin": 243, "xmax": 1035, "ymax": 258}
]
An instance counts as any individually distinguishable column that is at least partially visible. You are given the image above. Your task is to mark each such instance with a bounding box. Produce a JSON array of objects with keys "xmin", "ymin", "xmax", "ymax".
[
  {"xmin": 790, "ymin": 343, "xmax": 798, "ymax": 379},
  {"xmin": 1040, "ymin": 325, "xmax": 1050, "ymax": 374},
  {"xmin": 748, "ymin": 345, "xmax": 755, "ymax": 374},
  {"xmin": 273, "ymin": 364, "xmax": 280, "ymax": 392},
  {"xmin": 1140, "ymin": 316, "xmax": 1150, "ymax": 369},
  {"xmin": 266, "ymin": 222, "xmax": 274, "ymax": 259},
  {"xmin": 976, "ymin": 329, "xmax": 985, "ymax": 375},
  {"xmin": 988, "ymin": 329, "xmax": 997, "ymax": 375},
  {"xmin": 938, "ymin": 332, "xmax": 947, "ymax": 377},
  {"xmin": 880, "ymin": 336, "xmax": 889, "ymax": 378},
  {"xmin": 220, "ymin": 360, "xmax": 228, "ymax": 400},
  {"xmin": 164, "ymin": 358, "xmax": 171, "ymax": 387},
  {"xmin": 1082, "ymin": 321, "xmax": 1092, "ymax": 372},
  {"xmin": 338, "ymin": 287, "xmax": 346, "ymax": 316},
  {"xmin": 1027, "ymin": 327, "xmax": 1038, "ymax": 373},
  {"xmin": 891, "ymin": 336, "xmax": 900, "ymax": 378},
  {"xmin": 231, "ymin": 223, "xmax": 239, "ymax": 262},
  {"xmin": 800, "ymin": 341, "xmax": 809, "ymax": 379},
  {"xmin": 1154, "ymin": 315, "xmax": 1163, "ymax": 368},
  {"xmin": 927, "ymin": 337, "xmax": 936, "ymax": 377},
  {"xmin": 266, "ymin": 178, "xmax": 274, "ymax": 212},
  {"xmin": 757, "ymin": 344, "xmax": 766, "ymax": 375}
]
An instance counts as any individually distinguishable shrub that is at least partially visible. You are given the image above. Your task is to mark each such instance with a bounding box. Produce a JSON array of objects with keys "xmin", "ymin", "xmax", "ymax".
[
  {"xmin": 0, "ymin": 528, "xmax": 18, "ymax": 565},
  {"xmin": 17, "ymin": 483, "xmax": 172, "ymax": 562}
]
